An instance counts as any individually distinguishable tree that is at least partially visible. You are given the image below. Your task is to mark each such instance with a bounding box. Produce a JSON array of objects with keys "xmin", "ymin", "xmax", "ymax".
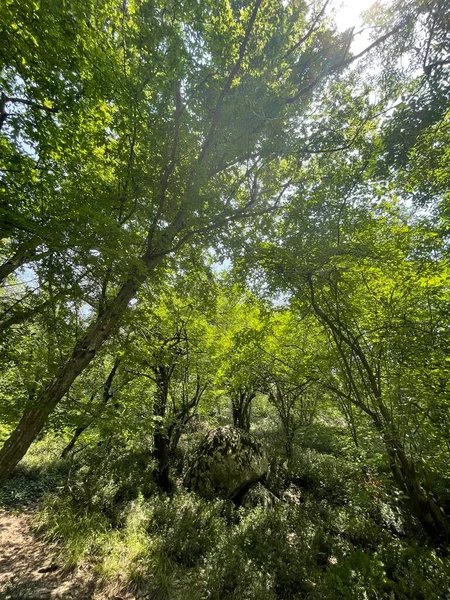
[
  {"xmin": 260, "ymin": 311, "xmax": 320, "ymax": 457},
  {"xmin": 372, "ymin": 0, "xmax": 450, "ymax": 172},
  {"xmin": 213, "ymin": 284, "xmax": 268, "ymax": 431},
  {"xmin": 119, "ymin": 281, "xmax": 215, "ymax": 491},
  {"xmin": 60, "ymin": 357, "xmax": 122, "ymax": 459},
  {"xmin": 268, "ymin": 197, "xmax": 450, "ymax": 539},
  {"xmin": 3, "ymin": 0, "xmax": 404, "ymax": 480}
]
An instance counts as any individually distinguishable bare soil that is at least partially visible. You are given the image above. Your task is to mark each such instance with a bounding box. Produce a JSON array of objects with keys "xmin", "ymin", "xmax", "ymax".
[{"xmin": 0, "ymin": 509, "xmax": 129, "ymax": 600}]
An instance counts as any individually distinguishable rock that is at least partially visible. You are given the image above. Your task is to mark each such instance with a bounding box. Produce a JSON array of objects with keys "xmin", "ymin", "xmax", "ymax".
[{"xmin": 184, "ymin": 426, "xmax": 268, "ymax": 500}]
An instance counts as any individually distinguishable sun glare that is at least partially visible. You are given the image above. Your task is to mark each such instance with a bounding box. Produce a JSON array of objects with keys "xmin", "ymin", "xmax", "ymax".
[{"xmin": 333, "ymin": 0, "xmax": 378, "ymax": 31}]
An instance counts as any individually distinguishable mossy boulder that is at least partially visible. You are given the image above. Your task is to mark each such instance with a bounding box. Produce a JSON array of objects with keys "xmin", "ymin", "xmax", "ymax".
[{"xmin": 184, "ymin": 426, "xmax": 268, "ymax": 500}]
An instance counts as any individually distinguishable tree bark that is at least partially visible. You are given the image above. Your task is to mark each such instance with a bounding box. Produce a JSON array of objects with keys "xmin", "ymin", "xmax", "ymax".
[
  {"xmin": 231, "ymin": 390, "xmax": 254, "ymax": 432},
  {"xmin": 382, "ymin": 431, "xmax": 450, "ymax": 542},
  {"xmin": 0, "ymin": 237, "xmax": 40, "ymax": 285},
  {"xmin": 0, "ymin": 277, "xmax": 139, "ymax": 482},
  {"xmin": 151, "ymin": 365, "xmax": 173, "ymax": 492},
  {"xmin": 153, "ymin": 431, "xmax": 171, "ymax": 492}
]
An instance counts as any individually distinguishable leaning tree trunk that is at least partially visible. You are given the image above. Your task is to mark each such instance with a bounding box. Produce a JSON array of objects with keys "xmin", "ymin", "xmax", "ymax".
[
  {"xmin": 60, "ymin": 425, "xmax": 88, "ymax": 459},
  {"xmin": 373, "ymin": 401, "xmax": 450, "ymax": 541},
  {"xmin": 0, "ymin": 277, "xmax": 139, "ymax": 483},
  {"xmin": 0, "ymin": 237, "xmax": 40, "ymax": 285}
]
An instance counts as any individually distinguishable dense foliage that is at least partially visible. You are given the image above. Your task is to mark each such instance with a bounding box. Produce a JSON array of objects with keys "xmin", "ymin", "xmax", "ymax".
[{"xmin": 1, "ymin": 0, "xmax": 450, "ymax": 597}]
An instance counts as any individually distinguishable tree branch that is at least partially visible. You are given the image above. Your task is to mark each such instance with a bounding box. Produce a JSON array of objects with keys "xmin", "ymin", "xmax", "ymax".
[
  {"xmin": 0, "ymin": 92, "xmax": 57, "ymax": 130},
  {"xmin": 285, "ymin": 19, "xmax": 410, "ymax": 105},
  {"xmin": 282, "ymin": 0, "xmax": 331, "ymax": 60},
  {"xmin": 199, "ymin": 0, "xmax": 263, "ymax": 161}
]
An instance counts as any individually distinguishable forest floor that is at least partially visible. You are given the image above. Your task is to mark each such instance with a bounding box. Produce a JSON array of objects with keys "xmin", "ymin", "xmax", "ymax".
[{"xmin": 0, "ymin": 509, "xmax": 132, "ymax": 600}]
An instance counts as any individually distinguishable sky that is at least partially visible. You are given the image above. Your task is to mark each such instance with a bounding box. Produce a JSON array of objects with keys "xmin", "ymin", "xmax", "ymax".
[{"xmin": 333, "ymin": 0, "xmax": 378, "ymax": 31}]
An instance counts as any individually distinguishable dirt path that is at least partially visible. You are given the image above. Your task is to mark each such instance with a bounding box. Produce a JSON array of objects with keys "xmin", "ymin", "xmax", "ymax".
[{"xmin": 0, "ymin": 509, "xmax": 100, "ymax": 599}]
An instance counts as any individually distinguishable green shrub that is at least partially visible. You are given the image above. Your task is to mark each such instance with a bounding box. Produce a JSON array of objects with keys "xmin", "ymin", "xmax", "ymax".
[
  {"xmin": 380, "ymin": 540, "xmax": 450, "ymax": 600},
  {"xmin": 288, "ymin": 448, "xmax": 365, "ymax": 505},
  {"xmin": 57, "ymin": 441, "xmax": 156, "ymax": 526},
  {"xmin": 318, "ymin": 549, "xmax": 388, "ymax": 600},
  {"xmin": 36, "ymin": 495, "xmax": 111, "ymax": 567},
  {"xmin": 198, "ymin": 502, "xmax": 334, "ymax": 599},
  {"xmin": 146, "ymin": 492, "xmax": 227, "ymax": 567}
]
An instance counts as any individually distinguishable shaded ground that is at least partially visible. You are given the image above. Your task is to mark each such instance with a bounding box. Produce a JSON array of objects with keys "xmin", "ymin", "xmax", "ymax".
[{"xmin": 0, "ymin": 509, "xmax": 123, "ymax": 600}]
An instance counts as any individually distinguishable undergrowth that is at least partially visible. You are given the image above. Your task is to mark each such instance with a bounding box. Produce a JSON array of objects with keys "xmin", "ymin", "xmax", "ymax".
[
  {"xmin": 27, "ymin": 441, "xmax": 450, "ymax": 600},
  {"xmin": 0, "ymin": 435, "xmax": 68, "ymax": 510}
]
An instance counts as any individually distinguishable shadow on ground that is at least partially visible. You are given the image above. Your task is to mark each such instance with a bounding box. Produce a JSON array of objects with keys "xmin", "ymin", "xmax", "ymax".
[{"xmin": 0, "ymin": 510, "xmax": 97, "ymax": 600}]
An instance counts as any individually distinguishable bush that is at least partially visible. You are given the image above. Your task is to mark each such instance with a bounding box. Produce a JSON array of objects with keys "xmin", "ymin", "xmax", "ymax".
[
  {"xmin": 36, "ymin": 494, "xmax": 111, "ymax": 567},
  {"xmin": 146, "ymin": 492, "xmax": 228, "ymax": 567},
  {"xmin": 287, "ymin": 448, "xmax": 365, "ymax": 505}
]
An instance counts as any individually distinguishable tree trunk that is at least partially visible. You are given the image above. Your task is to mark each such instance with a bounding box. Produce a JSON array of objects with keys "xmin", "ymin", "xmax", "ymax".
[
  {"xmin": 0, "ymin": 237, "xmax": 40, "ymax": 285},
  {"xmin": 0, "ymin": 277, "xmax": 139, "ymax": 483},
  {"xmin": 60, "ymin": 425, "xmax": 87, "ymax": 459},
  {"xmin": 231, "ymin": 391, "xmax": 254, "ymax": 432},
  {"xmin": 285, "ymin": 427, "xmax": 295, "ymax": 459},
  {"xmin": 153, "ymin": 431, "xmax": 171, "ymax": 493},
  {"xmin": 151, "ymin": 364, "xmax": 173, "ymax": 492},
  {"xmin": 383, "ymin": 432, "xmax": 450, "ymax": 542},
  {"xmin": 168, "ymin": 425, "xmax": 183, "ymax": 458}
]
